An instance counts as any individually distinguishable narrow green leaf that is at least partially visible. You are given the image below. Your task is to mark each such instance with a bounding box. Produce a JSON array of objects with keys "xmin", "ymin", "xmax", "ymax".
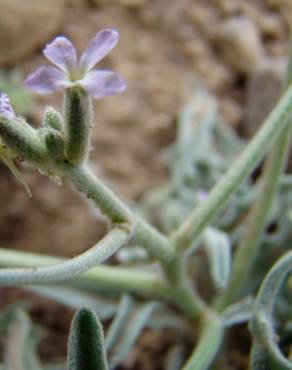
[
  {"xmin": 3, "ymin": 309, "xmax": 41, "ymax": 370},
  {"xmin": 250, "ymin": 251, "xmax": 292, "ymax": 370},
  {"xmin": 222, "ymin": 297, "xmax": 253, "ymax": 327},
  {"xmin": 26, "ymin": 285, "xmax": 117, "ymax": 321},
  {"xmin": 68, "ymin": 307, "xmax": 107, "ymax": 370},
  {"xmin": 164, "ymin": 344, "xmax": 188, "ymax": 370},
  {"xmin": 203, "ymin": 227, "xmax": 231, "ymax": 290},
  {"xmin": 109, "ymin": 302, "xmax": 157, "ymax": 367},
  {"xmin": 105, "ymin": 295, "xmax": 134, "ymax": 352}
]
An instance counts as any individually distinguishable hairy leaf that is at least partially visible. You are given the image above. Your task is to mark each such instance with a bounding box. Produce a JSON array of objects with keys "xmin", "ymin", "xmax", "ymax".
[
  {"xmin": 203, "ymin": 227, "xmax": 231, "ymax": 290},
  {"xmin": 109, "ymin": 302, "xmax": 157, "ymax": 368},
  {"xmin": 68, "ymin": 307, "xmax": 107, "ymax": 370},
  {"xmin": 26, "ymin": 285, "xmax": 117, "ymax": 320},
  {"xmin": 3, "ymin": 310, "xmax": 41, "ymax": 370},
  {"xmin": 250, "ymin": 251, "xmax": 292, "ymax": 370}
]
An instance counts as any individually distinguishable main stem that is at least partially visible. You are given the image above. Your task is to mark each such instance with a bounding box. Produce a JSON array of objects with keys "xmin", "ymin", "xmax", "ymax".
[{"xmin": 61, "ymin": 164, "xmax": 206, "ymax": 319}]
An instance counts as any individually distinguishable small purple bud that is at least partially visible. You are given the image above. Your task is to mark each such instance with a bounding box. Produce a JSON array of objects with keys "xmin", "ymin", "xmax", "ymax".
[
  {"xmin": 197, "ymin": 190, "xmax": 209, "ymax": 204},
  {"xmin": 0, "ymin": 92, "xmax": 16, "ymax": 118}
]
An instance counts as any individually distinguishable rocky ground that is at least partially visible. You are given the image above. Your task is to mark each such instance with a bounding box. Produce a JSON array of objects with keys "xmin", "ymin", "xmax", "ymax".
[{"xmin": 0, "ymin": 0, "xmax": 291, "ymax": 367}]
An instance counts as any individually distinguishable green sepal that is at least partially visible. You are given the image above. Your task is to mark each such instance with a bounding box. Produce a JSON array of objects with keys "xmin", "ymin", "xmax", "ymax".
[{"xmin": 64, "ymin": 87, "xmax": 92, "ymax": 165}]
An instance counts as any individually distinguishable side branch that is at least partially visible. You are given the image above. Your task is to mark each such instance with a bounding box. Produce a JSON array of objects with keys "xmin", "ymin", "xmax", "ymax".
[
  {"xmin": 62, "ymin": 164, "xmax": 175, "ymax": 264},
  {"xmin": 0, "ymin": 247, "xmax": 171, "ymax": 300},
  {"xmin": 0, "ymin": 226, "xmax": 130, "ymax": 285},
  {"xmin": 172, "ymin": 84, "xmax": 292, "ymax": 251}
]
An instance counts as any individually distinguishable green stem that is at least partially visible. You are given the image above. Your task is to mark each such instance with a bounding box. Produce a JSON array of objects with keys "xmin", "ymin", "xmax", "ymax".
[
  {"xmin": 0, "ymin": 247, "xmax": 170, "ymax": 300},
  {"xmin": 61, "ymin": 164, "xmax": 175, "ymax": 264},
  {"xmin": 182, "ymin": 311, "xmax": 224, "ymax": 370},
  {"xmin": 0, "ymin": 227, "xmax": 130, "ymax": 285},
  {"xmin": 61, "ymin": 165, "xmax": 204, "ymax": 319},
  {"xmin": 163, "ymin": 255, "xmax": 206, "ymax": 319},
  {"xmin": 0, "ymin": 116, "xmax": 47, "ymax": 166},
  {"xmin": 216, "ymin": 37, "xmax": 292, "ymax": 310},
  {"xmin": 216, "ymin": 127, "xmax": 291, "ymax": 309},
  {"xmin": 171, "ymin": 84, "xmax": 292, "ymax": 251}
]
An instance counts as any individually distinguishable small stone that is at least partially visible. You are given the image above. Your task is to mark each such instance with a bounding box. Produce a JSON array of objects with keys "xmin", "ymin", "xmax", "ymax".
[
  {"xmin": 196, "ymin": 60, "xmax": 232, "ymax": 91},
  {"xmin": 216, "ymin": 16, "xmax": 264, "ymax": 74},
  {"xmin": 214, "ymin": 0, "xmax": 240, "ymax": 15},
  {"xmin": 117, "ymin": 0, "xmax": 147, "ymax": 7},
  {"xmin": 245, "ymin": 58, "xmax": 285, "ymax": 137},
  {"xmin": 259, "ymin": 14, "xmax": 282, "ymax": 39},
  {"xmin": 0, "ymin": 0, "xmax": 65, "ymax": 66},
  {"xmin": 220, "ymin": 98, "xmax": 242, "ymax": 127}
]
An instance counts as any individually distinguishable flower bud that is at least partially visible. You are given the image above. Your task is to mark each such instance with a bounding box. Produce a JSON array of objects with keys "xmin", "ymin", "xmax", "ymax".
[{"xmin": 0, "ymin": 92, "xmax": 16, "ymax": 119}]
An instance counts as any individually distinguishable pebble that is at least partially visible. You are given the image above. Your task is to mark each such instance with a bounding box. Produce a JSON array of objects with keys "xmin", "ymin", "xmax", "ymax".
[
  {"xmin": 0, "ymin": 0, "xmax": 65, "ymax": 66},
  {"xmin": 216, "ymin": 16, "xmax": 264, "ymax": 74},
  {"xmin": 245, "ymin": 57, "xmax": 285, "ymax": 136}
]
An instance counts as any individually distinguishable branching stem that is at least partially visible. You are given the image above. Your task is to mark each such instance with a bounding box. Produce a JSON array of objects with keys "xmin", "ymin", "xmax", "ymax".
[{"xmin": 172, "ymin": 84, "xmax": 292, "ymax": 252}]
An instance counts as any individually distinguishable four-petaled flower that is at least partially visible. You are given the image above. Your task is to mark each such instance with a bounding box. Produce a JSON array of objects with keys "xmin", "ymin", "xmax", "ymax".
[
  {"xmin": 0, "ymin": 92, "xmax": 16, "ymax": 118},
  {"xmin": 25, "ymin": 29, "xmax": 126, "ymax": 99}
]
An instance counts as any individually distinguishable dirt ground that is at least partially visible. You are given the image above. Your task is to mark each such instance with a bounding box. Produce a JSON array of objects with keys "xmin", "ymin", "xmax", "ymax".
[{"xmin": 0, "ymin": 0, "xmax": 291, "ymax": 367}]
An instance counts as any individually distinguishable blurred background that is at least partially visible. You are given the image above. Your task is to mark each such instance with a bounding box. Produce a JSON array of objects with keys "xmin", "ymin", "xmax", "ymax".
[{"xmin": 0, "ymin": 0, "xmax": 291, "ymax": 365}]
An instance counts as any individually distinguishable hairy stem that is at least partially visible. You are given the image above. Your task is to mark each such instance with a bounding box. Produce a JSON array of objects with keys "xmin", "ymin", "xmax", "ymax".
[
  {"xmin": 171, "ymin": 84, "xmax": 292, "ymax": 252},
  {"xmin": 182, "ymin": 311, "xmax": 224, "ymax": 370},
  {"xmin": 61, "ymin": 164, "xmax": 175, "ymax": 264},
  {"xmin": 216, "ymin": 127, "xmax": 291, "ymax": 309},
  {"xmin": 0, "ymin": 248, "xmax": 170, "ymax": 300},
  {"xmin": 0, "ymin": 227, "xmax": 130, "ymax": 285},
  {"xmin": 216, "ymin": 37, "xmax": 292, "ymax": 310},
  {"xmin": 163, "ymin": 254, "xmax": 206, "ymax": 319}
]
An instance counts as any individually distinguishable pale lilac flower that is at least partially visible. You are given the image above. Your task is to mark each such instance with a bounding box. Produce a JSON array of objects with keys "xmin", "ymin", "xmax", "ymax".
[
  {"xmin": 0, "ymin": 92, "xmax": 15, "ymax": 118},
  {"xmin": 25, "ymin": 29, "xmax": 126, "ymax": 98}
]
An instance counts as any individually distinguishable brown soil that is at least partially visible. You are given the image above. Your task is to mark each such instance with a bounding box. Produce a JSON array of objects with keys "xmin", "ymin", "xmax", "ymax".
[{"xmin": 0, "ymin": 0, "xmax": 291, "ymax": 368}]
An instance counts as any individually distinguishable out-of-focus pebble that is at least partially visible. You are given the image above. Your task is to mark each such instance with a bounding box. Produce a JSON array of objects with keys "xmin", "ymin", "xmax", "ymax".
[{"xmin": 0, "ymin": 0, "xmax": 65, "ymax": 66}]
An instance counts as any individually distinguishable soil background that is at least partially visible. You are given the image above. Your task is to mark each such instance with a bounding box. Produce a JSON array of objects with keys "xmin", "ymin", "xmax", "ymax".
[{"xmin": 0, "ymin": 0, "xmax": 291, "ymax": 368}]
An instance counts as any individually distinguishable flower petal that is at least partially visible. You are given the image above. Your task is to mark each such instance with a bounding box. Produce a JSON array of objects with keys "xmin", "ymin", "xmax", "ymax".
[
  {"xmin": 0, "ymin": 92, "xmax": 15, "ymax": 118},
  {"xmin": 43, "ymin": 36, "xmax": 77, "ymax": 73},
  {"xmin": 79, "ymin": 29, "xmax": 119, "ymax": 72},
  {"xmin": 25, "ymin": 66, "xmax": 68, "ymax": 94},
  {"xmin": 81, "ymin": 70, "xmax": 126, "ymax": 98}
]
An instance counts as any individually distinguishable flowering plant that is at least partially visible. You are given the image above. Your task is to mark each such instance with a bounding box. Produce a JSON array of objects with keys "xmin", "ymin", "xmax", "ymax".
[{"xmin": 0, "ymin": 29, "xmax": 291, "ymax": 370}]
